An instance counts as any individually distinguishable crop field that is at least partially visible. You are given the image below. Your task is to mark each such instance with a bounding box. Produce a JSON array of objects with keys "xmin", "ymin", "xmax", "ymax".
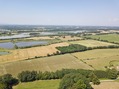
[
  {"xmin": 0, "ymin": 54, "xmax": 93, "ymax": 76},
  {"xmin": 69, "ymin": 40, "xmax": 116, "ymax": 47},
  {"xmin": 85, "ymin": 34, "xmax": 119, "ymax": 43},
  {"xmin": 0, "ymin": 42, "xmax": 69, "ymax": 63},
  {"xmin": 13, "ymin": 80, "xmax": 60, "ymax": 89},
  {"xmin": 72, "ymin": 49, "xmax": 119, "ymax": 70}
]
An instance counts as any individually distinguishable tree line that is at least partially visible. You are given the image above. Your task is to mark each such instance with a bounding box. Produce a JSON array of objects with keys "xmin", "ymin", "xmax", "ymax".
[{"xmin": 0, "ymin": 68, "xmax": 118, "ymax": 89}]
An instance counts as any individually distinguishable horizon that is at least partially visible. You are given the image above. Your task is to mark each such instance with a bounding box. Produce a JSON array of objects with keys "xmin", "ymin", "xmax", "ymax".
[{"xmin": 0, "ymin": 0, "xmax": 119, "ymax": 26}]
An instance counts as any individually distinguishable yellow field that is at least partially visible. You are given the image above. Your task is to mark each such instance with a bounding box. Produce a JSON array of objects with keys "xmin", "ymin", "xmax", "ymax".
[
  {"xmin": 0, "ymin": 42, "xmax": 69, "ymax": 63},
  {"xmin": 0, "ymin": 54, "xmax": 93, "ymax": 76},
  {"xmin": 69, "ymin": 40, "xmax": 116, "ymax": 47},
  {"xmin": 72, "ymin": 49, "xmax": 119, "ymax": 70}
]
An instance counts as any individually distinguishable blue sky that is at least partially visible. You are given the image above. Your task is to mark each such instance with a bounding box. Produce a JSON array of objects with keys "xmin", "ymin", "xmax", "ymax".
[{"xmin": 0, "ymin": 0, "xmax": 119, "ymax": 26}]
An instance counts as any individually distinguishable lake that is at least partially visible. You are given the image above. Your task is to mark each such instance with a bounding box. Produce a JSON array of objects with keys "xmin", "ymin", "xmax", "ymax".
[
  {"xmin": 0, "ymin": 41, "xmax": 48, "ymax": 49},
  {"xmin": 0, "ymin": 33, "xmax": 30, "ymax": 39}
]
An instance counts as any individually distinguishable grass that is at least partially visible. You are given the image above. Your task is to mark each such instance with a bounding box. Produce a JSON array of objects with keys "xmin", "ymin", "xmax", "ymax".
[
  {"xmin": 13, "ymin": 80, "xmax": 119, "ymax": 89},
  {"xmin": 85, "ymin": 34, "xmax": 119, "ymax": 43},
  {"xmin": 72, "ymin": 49, "xmax": 119, "ymax": 70},
  {"xmin": 69, "ymin": 40, "xmax": 116, "ymax": 47},
  {"xmin": 13, "ymin": 80, "xmax": 60, "ymax": 89},
  {"xmin": 0, "ymin": 54, "xmax": 93, "ymax": 76}
]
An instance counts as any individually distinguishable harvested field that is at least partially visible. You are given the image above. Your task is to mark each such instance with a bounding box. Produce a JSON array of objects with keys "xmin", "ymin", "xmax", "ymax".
[
  {"xmin": 0, "ymin": 54, "xmax": 93, "ymax": 76},
  {"xmin": 0, "ymin": 42, "xmax": 69, "ymax": 63},
  {"xmin": 72, "ymin": 49, "xmax": 119, "ymax": 70},
  {"xmin": 92, "ymin": 81, "xmax": 119, "ymax": 89},
  {"xmin": 69, "ymin": 40, "xmax": 116, "ymax": 47}
]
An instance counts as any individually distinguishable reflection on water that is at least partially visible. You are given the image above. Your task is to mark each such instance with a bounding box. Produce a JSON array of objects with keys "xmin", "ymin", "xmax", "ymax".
[{"xmin": 0, "ymin": 41, "xmax": 48, "ymax": 49}]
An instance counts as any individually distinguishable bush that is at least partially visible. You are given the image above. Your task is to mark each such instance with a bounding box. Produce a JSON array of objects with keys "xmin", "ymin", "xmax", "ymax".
[
  {"xmin": 59, "ymin": 73, "xmax": 92, "ymax": 89},
  {"xmin": 56, "ymin": 44, "xmax": 87, "ymax": 54},
  {"xmin": 18, "ymin": 71, "xmax": 37, "ymax": 82}
]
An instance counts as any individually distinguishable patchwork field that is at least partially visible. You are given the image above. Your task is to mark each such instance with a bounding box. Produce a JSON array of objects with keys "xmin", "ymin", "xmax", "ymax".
[
  {"xmin": 13, "ymin": 80, "xmax": 60, "ymax": 89},
  {"xmin": 72, "ymin": 49, "xmax": 119, "ymax": 70},
  {"xmin": 0, "ymin": 42, "xmax": 69, "ymax": 63},
  {"xmin": 69, "ymin": 40, "xmax": 116, "ymax": 47},
  {"xmin": 0, "ymin": 54, "xmax": 93, "ymax": 76},
  {"xmin": 85, "ymin": 34, "xmax": 119, "ymax": 43}
]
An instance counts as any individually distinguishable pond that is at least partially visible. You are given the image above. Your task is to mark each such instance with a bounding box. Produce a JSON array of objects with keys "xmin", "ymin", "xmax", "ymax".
[
  {"xmin": 0, "ymin": 41, "xmax": 48, "ymax": 49},
  {"xmin": 0, "ymin": 51, "xmax": 9, "ymax": 55}
]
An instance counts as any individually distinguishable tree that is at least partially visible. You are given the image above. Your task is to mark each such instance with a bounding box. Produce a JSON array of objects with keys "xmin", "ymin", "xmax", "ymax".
[
  {"xmin": 0, "ymin": 82, "xmax": 7, "ymax": 89},
  {"xmin": 107, "ymin": 68, "xmax": 118, "ymax": 79},
  {"xmin": 88, "ymin": 72, "xmax": 100, "ymax": 85},
  {"xmin": 92, "ymin": 77, "xmax": 100, "ymax": 85},
  {"xmin": 72, "ymin": 80, "xmax": 86, "ymax": 89},
  {"xmin": 59, "ymin": 73, "xmax": 92, "ymax": 89},
  {"xmin": 0, "ymin": 74, "xmax": 18, "ymax": 89}
]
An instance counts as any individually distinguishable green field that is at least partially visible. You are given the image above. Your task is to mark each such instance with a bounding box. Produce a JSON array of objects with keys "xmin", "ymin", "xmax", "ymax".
[
  {"xmin": 13, "ymin": 79, "xmax": 119, "ymax": 89},
  {"xmin": 85, "ymin": 34, "xmax": 119, "ymax": 43},
  {"xmin": 0, "ymin": 54, "xmax": 93, "ymax": 76},
  {"xmin": 13, "ymin": 80, "xmax": 60, "ymax": 89},
  {"xmin": 69, "ymin": 40, "xmax": 116, "ymax": 47},
  {"xmin": 72, "ymin": 49, "xmax": 119, "ymax": 70}
]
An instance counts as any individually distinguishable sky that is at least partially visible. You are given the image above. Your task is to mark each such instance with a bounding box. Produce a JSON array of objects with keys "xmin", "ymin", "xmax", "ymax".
[{"xmin": 0, "ymin": 0, "xmax": 119, "ymax": 26}]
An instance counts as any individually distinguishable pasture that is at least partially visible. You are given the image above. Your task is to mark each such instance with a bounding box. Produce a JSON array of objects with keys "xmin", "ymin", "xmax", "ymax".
[
  {"xmin": 72, "ymin": 49, "xmax": 119, "ymax": 70},
  {"xmin": 0, "ymin": 42, "xmax": 69, "ymax": 63},
  {"xmin": 13, "ymin": 80, "xmax": 119, "ymax": 89},
  {"xmin": 13, "ymin": 80, "xmax": 60, "ymax": 89},
  {"xmin": 69, "ymin": 40, "xmax": 116, "ymax": 47},
  {"xmin": 85, "ymin": 34, "xmax": 119, "ymax": 43},
  {"xmin": 0, "ymin": 54, "xmax": 93, "ymax": 76}
]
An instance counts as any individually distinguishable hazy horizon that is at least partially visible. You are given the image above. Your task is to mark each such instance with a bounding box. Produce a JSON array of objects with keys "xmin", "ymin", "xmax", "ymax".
[{"xmin": 0, "ymin": 0, "xmax": 119, "ymax": 26}]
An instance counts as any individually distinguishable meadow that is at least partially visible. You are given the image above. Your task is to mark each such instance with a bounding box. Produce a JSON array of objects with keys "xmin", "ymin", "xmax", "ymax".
[
  {"xmin": 69, "ymin": 39, "xmax": 116, "ymax": 47},
  {"xmin": 72, "ymin": 49, "xmax": 119, "ymax": 70},
  {"xmin": 85, "ymin": 34, "xmax": 119, "ymax": 43},
  {"xmin": 13, "ymin": 80, "xmax": 60, "ymax": 89},
  {"xmin": 13, "ymin": 80, "xmax": 119, "ymax": 89}
]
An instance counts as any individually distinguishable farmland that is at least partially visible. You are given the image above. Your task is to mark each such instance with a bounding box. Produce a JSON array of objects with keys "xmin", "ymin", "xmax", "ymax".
[
  {"xmin": 0, "ymin": 54, "xmax": 93, "ymax": 76},
  {"xmin": 72, "ymin": 49, "xmax": 119, "ymax": 70},
  {"xmin": 0, "ymin": 42, "xmax": 69, "ymax": 63},
  {"xmin": 69, "ymin": 39, "xmax": 116, "ymax": 47},
  {"xmin": 85, "ymin": 34, "xmax": 119, "ymax": 43}
]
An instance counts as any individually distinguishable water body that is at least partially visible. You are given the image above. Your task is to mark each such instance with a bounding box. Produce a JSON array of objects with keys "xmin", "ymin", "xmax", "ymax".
[
  {"xmin": 0, "ymin": 41, "xmax": 48, "ymax": 49},
  {"xmin": 0, "ymin": 33, "xmax": 30, "ymax": 39},
  {"xmin": 0, "ymin": 51, "xmax": 9, "ymax": 55}
]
